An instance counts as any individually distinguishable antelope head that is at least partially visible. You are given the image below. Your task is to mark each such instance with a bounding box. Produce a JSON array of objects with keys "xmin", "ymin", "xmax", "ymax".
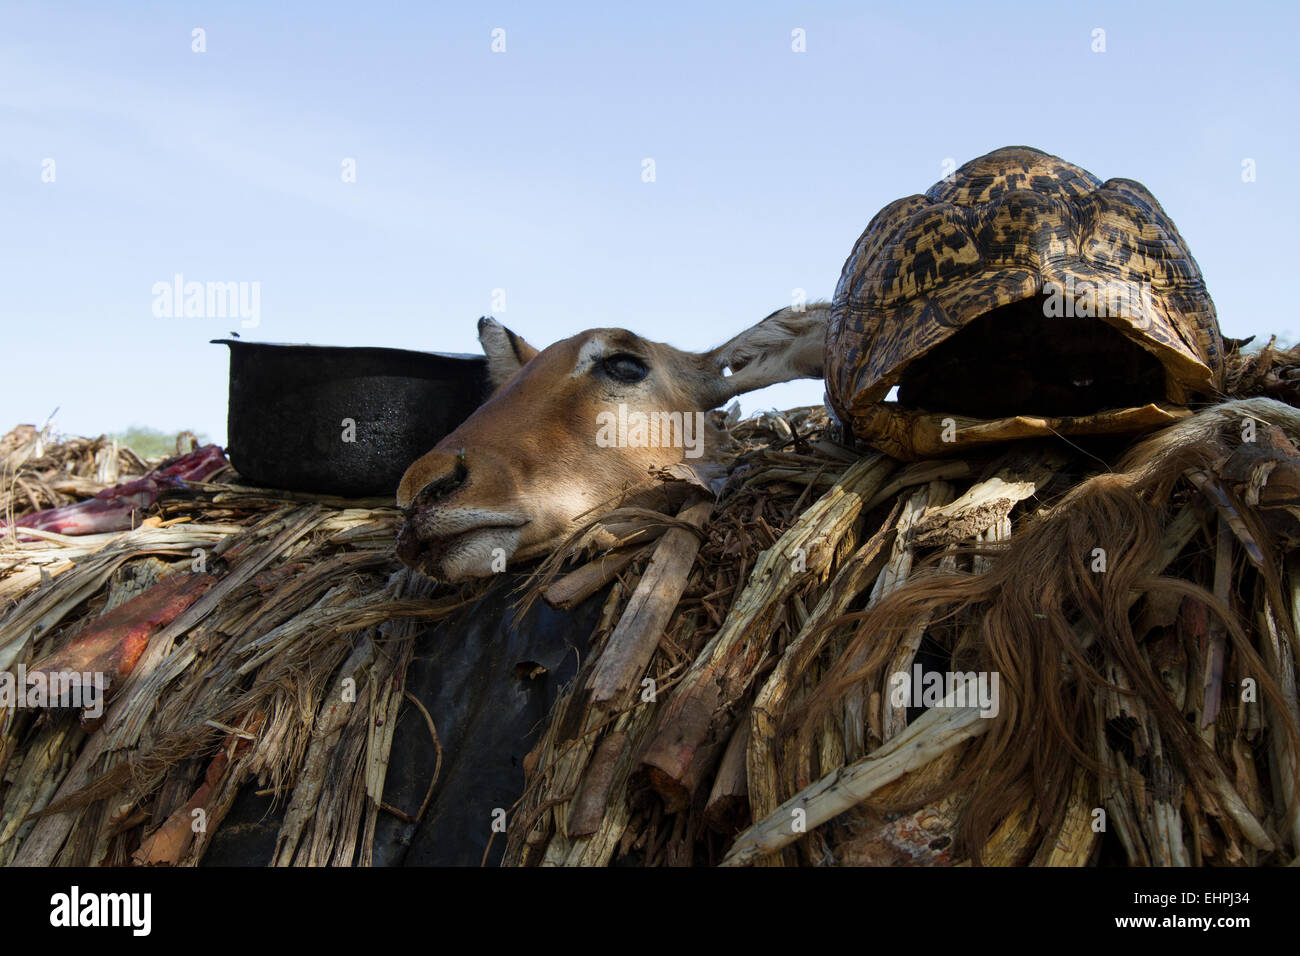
[{"xmin": 396, "ymin": 304, "xmax": 828, "ymax": 581}]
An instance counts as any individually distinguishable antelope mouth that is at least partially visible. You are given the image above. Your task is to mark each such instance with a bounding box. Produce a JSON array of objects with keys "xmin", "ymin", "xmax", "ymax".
[{"xmin": 396, "ymin": 511, "xmax": 529, "ymax": 582}]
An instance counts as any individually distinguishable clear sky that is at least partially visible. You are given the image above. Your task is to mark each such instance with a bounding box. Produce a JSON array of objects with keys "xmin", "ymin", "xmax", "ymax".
[{"xmin": 2, "ymin": 1, "xmax": 1297, "ymax": 445}]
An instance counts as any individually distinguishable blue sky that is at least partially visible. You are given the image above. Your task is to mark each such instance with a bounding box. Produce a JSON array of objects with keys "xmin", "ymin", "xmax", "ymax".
[{"xmin": 2, "ymin": 1, "xmax": 1297, "ymax": 444}]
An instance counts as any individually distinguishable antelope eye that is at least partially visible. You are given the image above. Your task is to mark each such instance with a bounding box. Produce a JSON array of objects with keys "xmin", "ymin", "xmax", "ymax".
[{"xmin": 601, "ymin": 354, "xmax": 649, "ymax": 383}]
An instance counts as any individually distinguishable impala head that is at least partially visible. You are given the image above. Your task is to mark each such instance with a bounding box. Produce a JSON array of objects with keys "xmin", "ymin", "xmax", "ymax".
[{"xmin": 395, "ymin": 304, "xmax": 829, "ymax": 582}]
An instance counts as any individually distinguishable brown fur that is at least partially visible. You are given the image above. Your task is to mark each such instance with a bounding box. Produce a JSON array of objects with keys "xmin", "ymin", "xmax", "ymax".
[{"xmin": 395, "ymin": 306, "xmax": 829, "ymax": 581}]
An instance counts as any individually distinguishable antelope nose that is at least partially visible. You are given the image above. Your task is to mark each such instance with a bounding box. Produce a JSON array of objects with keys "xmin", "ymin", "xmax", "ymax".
[{"xmin": 396, "ymin": 449, "xmax": 469, "ymax": 513}]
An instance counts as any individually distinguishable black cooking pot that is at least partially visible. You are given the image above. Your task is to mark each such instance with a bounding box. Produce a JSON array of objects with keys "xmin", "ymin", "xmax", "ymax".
[{"xmin": 214, "ymin": 339, "xmax": 488, "ymax": 498}]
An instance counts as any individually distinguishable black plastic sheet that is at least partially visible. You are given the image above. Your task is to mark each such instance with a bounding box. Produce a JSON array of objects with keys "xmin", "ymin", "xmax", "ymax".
[{"xmin": 203, "ymin": 572, "xmax": 605, "ymax": 866}]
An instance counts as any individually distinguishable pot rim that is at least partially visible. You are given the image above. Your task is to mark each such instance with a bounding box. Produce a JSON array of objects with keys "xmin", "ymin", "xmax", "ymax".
[{"xmin": 211, "ymin": 338, "xmax": 484, "ymax": 363}]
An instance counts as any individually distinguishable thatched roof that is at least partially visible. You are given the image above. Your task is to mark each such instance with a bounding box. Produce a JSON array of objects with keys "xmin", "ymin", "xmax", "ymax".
[{"xmin": 4, "ymin": 342, "xmax": 1300, "ymax": 866}]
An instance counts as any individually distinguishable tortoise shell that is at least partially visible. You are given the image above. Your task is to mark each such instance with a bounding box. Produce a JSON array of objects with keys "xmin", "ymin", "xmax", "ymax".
[{"xmin": 825, "ymin": 146, "xmax": 1223, "ymax": 459}]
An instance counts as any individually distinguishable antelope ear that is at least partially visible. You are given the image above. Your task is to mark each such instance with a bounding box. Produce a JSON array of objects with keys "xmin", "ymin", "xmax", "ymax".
[
  {"xmin": 702, "ymin": 302, "xmax": 830, "ymax": 406},
  {"xmin": 477, "ymin": 316, "xmax": 540, "ymax": 390}
]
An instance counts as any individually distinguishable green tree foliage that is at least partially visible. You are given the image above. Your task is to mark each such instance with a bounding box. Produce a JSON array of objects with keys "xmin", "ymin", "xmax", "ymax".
[{"xmin": 110, "ymin": 426, "xmax": 208, "ymax": 460}]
